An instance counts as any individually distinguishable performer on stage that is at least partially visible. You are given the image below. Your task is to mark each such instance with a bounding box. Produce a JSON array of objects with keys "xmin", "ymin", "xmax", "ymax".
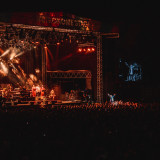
[
  {"xmin": 49, "ymin": 89, "xmax": 56, "ymax": 100},
  {"xmin": 69, "ymin": 90, "xmax": 75, "ymax": 101},
  {"xmin": 41, "ymin": 85, "xmax": 45, "ymax": 97},
  {"xmin": 2, "ymin": 88, "xmax": 7, "ymax": 98},
  {"xmin": 36, "ymin": 84, "xmax": 41, "ymax": 97},
  {"xmin": 32, "ymin": 85, "xmax": 36, "ymax": 97},
  {"xmin": 7, "ymin": 84, "xmax": 12, "ymax": 92},
  {"xmin": 65, "ymin": 91, "xmax": 69, "ymax": 101},
  {"xmin": 108, "ymin": 93, "xmax": 116, "ymax": 103}
]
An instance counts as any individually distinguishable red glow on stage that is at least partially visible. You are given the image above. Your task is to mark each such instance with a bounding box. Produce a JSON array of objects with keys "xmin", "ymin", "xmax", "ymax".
[
  {"xmin": 77, "ymin": 47, "xmax": 95, "ymax": 54},
  {"xmin": 91, "ymin": 47, "xmax": 95, "ymax": 51},
  {"xmin": 0, "ymin": 48, "xmax": 4, "ymax": 54},
  {"xmin": 87, "ymin": 48, "xmax": 91, "ymax": 52},
  {"xmin": 59, "ymin": 53, "xmax": 73, "ymax": 62},
  {"xmin": 35, "ymin": 68, "xmax": 40, "ymax": 74},
  {"xmin": 44, "ymin": 44, "xmax": 47, "ymax": 49},
  {"xmin": 78, "ymin": 48, "xmax": 82, "ymax": 52},
  {"xmin": 46, "ymin": 47, "xmax": 54, "ymax": 71}
]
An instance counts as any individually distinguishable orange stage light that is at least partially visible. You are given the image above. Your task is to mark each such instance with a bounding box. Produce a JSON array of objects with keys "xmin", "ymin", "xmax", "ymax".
[
  {"xmin": 78, "ymin": 48, "xmax": 82, "ymax": 52},
  {"xmin": 87, "ymin": 48, "xmax": 91, "ymax": 52},
  {"xmin": 91, "ymin": 47, "xmax": 95, "ymax": 51}
]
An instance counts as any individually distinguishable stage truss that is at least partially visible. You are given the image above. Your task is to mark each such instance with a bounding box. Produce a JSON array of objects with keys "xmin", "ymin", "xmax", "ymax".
[
  {"xmin": 47, "ymin": 70, "xmax": 92, "ymax": 79},
  {"xmin": 96, "ymin": 33, "xmax": 103, "ymax": 103}
]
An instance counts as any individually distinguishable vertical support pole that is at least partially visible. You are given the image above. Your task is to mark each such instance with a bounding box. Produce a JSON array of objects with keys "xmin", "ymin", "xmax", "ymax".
[
  {"xmin": 42, "ymin": 44, "xmax": 46, "ymax": 86},
  {"xmin": 96, "ymin": 32, "xmax": 103, "ymax": 103},
  {"xmin": 25, "ymin": 54, "xmax": 28, "ymax": 75}
]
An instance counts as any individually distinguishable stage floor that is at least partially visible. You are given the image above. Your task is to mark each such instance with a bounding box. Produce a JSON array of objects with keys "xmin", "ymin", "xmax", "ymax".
[{"xmin": 2, "ymin": 99, "xmax": 84, "ymax": 107}]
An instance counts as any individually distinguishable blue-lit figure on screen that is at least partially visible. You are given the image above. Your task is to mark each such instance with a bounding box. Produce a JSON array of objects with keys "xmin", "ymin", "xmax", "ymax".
[
  {"xmin": 125, "ymin": 62, "xmax": 142, "ymax": 81},
  {"xmin": 108, "ymin": 93, "xmax": 116, "ymax": 102}
]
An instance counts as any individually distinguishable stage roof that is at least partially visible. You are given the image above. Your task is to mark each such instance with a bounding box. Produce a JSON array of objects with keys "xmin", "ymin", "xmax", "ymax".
[{"xmin": 0, "ymin": 12, "xmax": 101, "ymax": 32}]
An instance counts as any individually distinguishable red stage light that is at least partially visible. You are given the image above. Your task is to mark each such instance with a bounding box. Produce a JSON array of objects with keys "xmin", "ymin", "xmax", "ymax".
[
  {"xmin": 35, "ymin": 68, "xmax": 40, "ymax": 74},
  {"xmin": 91, "ymin": 47, "xmax": 95, "ymax": 51},
  {"xmin": 44, "ymin": 45, "xmax": 47, "ymax": 49},
  {"xmin": 83, "ymin": 48, "xmax": 86, "ymax": 52},
  {"xmin": 87, "ymin": 48, "xmax": 91, "ymax": 52},
  {"xmin": 57, "ymin": 42, "xmax": 60, "ymax": 45},
  {"xmin": 78, "ymin": 48, "xmax": 82, "ymax": 52}
]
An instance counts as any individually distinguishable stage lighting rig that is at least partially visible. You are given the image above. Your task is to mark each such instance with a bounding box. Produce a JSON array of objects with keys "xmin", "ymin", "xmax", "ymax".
[
  {"xmin": 77, "ymin": 42, "xmax": 96, "ymax": 53},
  {"xmin": 78, "ymin": 42, "xmax": 95, "ymax": 48},
  {"xmin": 0, "ymin": 61, "xmax": 8, "ymax": 74}
]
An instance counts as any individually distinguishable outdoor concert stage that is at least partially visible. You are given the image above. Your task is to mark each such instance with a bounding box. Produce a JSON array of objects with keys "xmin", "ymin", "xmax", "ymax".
[
  {"xmin": 0, "ymin": 12, "xmax": 120, "ymax": 104},
  {"xmin": 0, "ymin": 12, "xmax": 100, "ymax": 103}
]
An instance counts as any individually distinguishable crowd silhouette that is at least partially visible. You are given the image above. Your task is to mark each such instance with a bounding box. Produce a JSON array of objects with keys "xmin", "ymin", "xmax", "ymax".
[{"xmin": 0, "ymin": 101, "xmax": 160, "ymax": 160}]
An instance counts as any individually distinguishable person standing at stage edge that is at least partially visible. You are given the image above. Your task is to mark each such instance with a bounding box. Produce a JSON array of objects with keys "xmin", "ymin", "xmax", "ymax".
[
  {"xmin": 108, "ymin": 93, "xmax": 116, "ymax": 103},
  {"xmin": 32, "ymin": 85, "xmax": 36, "ymax": 97},
  {"xmin": 49, "ymin": 89, "xmax": 56, "ymax": 100},
  {"xmin": 36, "ymin": 85, "xmax": 41, "ymax": 97},
  {"xmin": 41, "ymin": 85, "xmax": 45, "ymax": 97}
]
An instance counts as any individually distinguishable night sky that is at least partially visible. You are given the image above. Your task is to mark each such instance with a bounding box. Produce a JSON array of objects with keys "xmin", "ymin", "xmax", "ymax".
[{"xmin": 51, "ymin": 3, "xmax": 160, "ymax": 87}]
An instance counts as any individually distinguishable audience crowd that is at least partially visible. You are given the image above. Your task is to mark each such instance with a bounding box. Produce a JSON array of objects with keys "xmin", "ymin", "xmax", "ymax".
[{"xmin": 0, "ymin": 101, "xmax": 160, "ymax": 160}]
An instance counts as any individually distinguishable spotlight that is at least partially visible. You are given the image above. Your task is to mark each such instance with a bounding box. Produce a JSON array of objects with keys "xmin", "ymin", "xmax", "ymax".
[
  {"xmin": 87, "ymin": 48, "xmax": 91, "ymax": 52},
  {"xmin": 44, "ymin": 44, "xmax": 47, "ymax": 49},
  {"xmin": 0, "ymin": 48, "xmax": 11, "ymax": 57},
  {"xmin": 35, "ymin": 68, "xmax": 40, "ymax": 74},
  {"xmin": 15, "ymin": 51, "xmax": 24, "ymax": 58},
  {"xmin": 78, "ymin": 48, "xmax": 82, "ymax": 52},
  {"xmin": 83, "ymin": 48, "xmax": 86, "ymax": 52},
  {"xmin": 10, "ymin": 50, "xmax": 16, "ymax": 60},
  {"xmin": 91, "ymin": 47, "xmax": 95, "ymax": 51},
  {"xmin": 57, "ymin": 42, "xmax": 60, "ymax": 45},
  {"xmin": 0, "ymin": 69, "xmax": 6, "ymax": 76},
  {"xmin": 0, "ymin": 62, "xmax": 8, "ymax": 74},
  {"xmin": 14, "ymin": 58, "xmax": 20, "ymax": 64},
  {"xmin": 29, "ymin": 74, "xmax": 37, "ymax": 81}
]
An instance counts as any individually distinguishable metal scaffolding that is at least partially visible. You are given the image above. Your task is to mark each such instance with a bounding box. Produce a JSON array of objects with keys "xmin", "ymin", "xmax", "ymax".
[
  {"xmin": 96, "ymin": 33, "xmax": 103, "ymax": 103},
  {"xmin": 42, "ymin": 45, "xmax": 46, "ymax": 85},
  {"xmin": 0, "ymin": 22, "xmax": 111, "ymax": 103},
  {"xmin": 47, "ymin": 70, "xmax": 92, "ymax": 79}
]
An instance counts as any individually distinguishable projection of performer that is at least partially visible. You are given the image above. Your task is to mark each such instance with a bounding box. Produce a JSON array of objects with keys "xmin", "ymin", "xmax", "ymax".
[
  {"xmin": 125, "ymin": 62, "xmax": 142, "ymax": 81},
  {"xmin": 125, "ymin": 62, "xmax": 139, "ymax": 75}
]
